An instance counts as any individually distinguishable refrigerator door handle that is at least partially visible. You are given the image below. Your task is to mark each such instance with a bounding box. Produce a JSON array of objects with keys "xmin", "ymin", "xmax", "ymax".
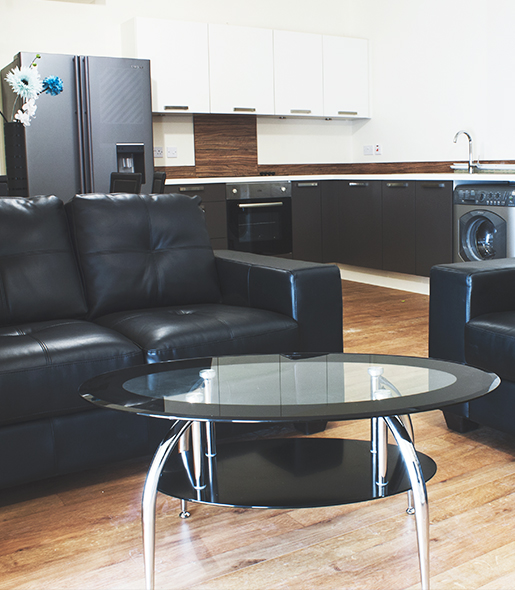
[
  {"xmin": 74, "ymin": 56, "xmax": 86, "ymax": 194},
  {"xmin": 75, "ymin": 56, "xmax": 94, "ymax": 194},
  {"xmin": 82, "ymin": 57, "xmax": 94, "ymax": 193}
]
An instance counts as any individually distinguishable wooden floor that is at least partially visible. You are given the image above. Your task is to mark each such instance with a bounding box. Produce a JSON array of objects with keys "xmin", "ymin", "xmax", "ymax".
[{"xmin": 2, "ymin": 281, "xmax": 515, "ymax": 590}]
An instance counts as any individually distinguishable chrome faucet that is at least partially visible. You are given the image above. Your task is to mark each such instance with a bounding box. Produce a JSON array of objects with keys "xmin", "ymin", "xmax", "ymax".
[{"xmin": 453, "ymin": 130, "xmax": 475, "ymax": 173}]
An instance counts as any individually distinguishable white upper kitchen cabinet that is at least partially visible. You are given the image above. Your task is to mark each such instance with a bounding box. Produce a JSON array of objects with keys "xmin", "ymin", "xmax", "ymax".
[
  {"xmin": 273, "ymin": 30, "xmax": 324, "ymax": 117},
  {"xmin": 208, "ymin": 24, "xmax": 275, "ymax": 115},
  {"xmin": 125, "ymin": 18, "xmax": 210, "ymax": 114},
  {"xmin": 323, "ymin": 36, "xmax": 369, "ymax": 118}
]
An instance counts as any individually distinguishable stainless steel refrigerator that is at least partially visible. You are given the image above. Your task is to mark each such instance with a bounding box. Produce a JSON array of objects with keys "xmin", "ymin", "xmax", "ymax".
[{"xmin": 1, "ymin": 52, "xmax": 154, "ymax": 201}]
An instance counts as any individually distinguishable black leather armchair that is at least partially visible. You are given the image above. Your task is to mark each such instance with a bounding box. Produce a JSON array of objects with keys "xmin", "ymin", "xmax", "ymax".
[
  {"xmin": 0, "ymin": 193, "xmax": 343, "ymax": 488},
  {"xmin": 429, "ymin": 258, "xmax": 515, "ymax": 434}
]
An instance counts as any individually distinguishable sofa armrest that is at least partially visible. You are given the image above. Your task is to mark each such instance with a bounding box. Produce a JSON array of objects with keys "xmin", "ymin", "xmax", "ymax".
[
  {"xmin": 429, "ymin": 259, "xmax": 515, "ymax": 363},
  {"xmin": 214, "ymin": 250, "xmax": 343, "ymax": 353}
]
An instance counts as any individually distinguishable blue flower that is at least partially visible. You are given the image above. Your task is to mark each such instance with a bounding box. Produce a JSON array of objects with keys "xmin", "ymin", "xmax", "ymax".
[{"xmin": 42, "ymin": 76, "xmax": 64, "ymax": 96}]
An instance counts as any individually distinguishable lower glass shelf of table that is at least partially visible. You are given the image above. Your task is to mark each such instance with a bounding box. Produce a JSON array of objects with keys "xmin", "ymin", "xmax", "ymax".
[{"xmin": 159, "ymin": 437, "xmax": 437, "ymax": 509}]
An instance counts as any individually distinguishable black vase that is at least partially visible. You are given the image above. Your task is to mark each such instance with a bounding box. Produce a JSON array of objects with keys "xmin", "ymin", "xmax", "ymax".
[{"xmin": 3, "ymin": 121, "xmax": 28, "ymax": 196}]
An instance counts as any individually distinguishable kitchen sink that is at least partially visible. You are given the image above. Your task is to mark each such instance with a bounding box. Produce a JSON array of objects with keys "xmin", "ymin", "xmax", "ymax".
[{"xmin": 451, "ymin": 163, "xmax": 515, "ymax": 173}]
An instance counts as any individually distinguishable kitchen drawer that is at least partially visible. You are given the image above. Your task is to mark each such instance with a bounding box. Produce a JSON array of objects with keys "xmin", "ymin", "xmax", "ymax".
[{"xmin": 167, "ymin": 183, "xmax": 226, "ymax": 202}]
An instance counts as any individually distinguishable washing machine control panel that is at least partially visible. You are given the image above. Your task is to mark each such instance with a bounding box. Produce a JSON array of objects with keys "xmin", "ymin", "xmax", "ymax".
[{"xmin": 454, "ymin": 184, "xmax": 515, "ymax": 206}]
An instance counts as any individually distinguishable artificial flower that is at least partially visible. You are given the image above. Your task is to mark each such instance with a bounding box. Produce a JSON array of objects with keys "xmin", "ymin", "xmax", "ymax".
[
  {"xmin": 0, "ymin": 55, "xmax": 63, "ymax": 127},
  {"xmin": 14, "ymin": 109, "xmax": 30, "ymax": 126},
  {"xmin": 14, "ymin": 98, "xmax": 38, "ymax": 126},
  {"xmin": 5, "ymin": 65, "xmax": 43, "ymax": 101},
  {"xmin": 23, "ymin": 98, "xmax": 37, "ymax": 117},
  {"xmin": 42, "ymin": 76, "xmax": 64, "ymax": 96}
]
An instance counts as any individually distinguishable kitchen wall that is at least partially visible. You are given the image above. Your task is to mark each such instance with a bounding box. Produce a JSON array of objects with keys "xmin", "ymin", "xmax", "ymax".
[
  {"xmin": 346, "ymin": 0, "xmax": 515, "ymax": 164},
  {"xmin": 1, "ymin": 0, "xmax": 514, "ymax": 176}
]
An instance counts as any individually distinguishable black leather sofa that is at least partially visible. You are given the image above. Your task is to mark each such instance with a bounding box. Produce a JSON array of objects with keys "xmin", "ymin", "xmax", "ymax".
[
  {"xmin": 429, "ymin": 258, "xmax": 515, "ymax": 434},
  {"xmin": 0, "ymin": 193, "xmax": 343, "ymax": 489}
]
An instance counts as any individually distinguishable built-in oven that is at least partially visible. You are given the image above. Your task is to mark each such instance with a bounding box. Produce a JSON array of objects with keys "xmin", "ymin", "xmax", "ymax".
[{"xmin": 226, "ymin": 182, "xmax": 292, "ymax": 257}]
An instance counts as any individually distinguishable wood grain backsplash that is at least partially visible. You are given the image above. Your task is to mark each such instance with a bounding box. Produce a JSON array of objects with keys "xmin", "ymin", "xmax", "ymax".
[
  {"xmin": 194, "ymin": 114, "xmax": 258, "ymax": 177},
  {"xmin": 156, "ymin": 114, "xmax": 512, "ymax": 179}
]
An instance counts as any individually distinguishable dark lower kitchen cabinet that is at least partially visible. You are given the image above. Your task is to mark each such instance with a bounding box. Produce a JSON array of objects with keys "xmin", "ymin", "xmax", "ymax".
[
  {"xmin": 292, "ymin": 181, "xmax": 323, "ymax": 262},
  {"xmin": 164, "ymin": 177, "xmax": 452, "ymax": 276},
  {"xmin": 320, "ymin": 179, "xmax": 452, "ymax": 277},
  {"xmin": 321, "ymin": 181, "xmax": 340, "ymax": 263},
  {"xmin": 382, "ymin": 181, "xmax": 417, "ymax": 274},
  {"xmin": 321, "ymin": 180, "xmax": 382, "ymax": 269},
  {"xmin": 340, "ymin": 181, "xmax": 382, "ymax": 269},
  {"xmin": 167, "ymin": 183, "xmax": 227, "ymax": 249},
  {"xmin": 382, "ymin": 180, "xmax": 453, "ymax": 276},
  {"xmin": 415, "ymin": 181, "xmax": 452, "ymax": 276}
]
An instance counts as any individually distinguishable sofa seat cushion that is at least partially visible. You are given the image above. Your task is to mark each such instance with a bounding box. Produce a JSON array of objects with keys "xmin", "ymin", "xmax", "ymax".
[
  {"xmin": 465, "ymin": 311, "xmax": 515, "ymax": 381},
  {"xmin": 95, "ymin": 304, "xmax": 299, "ymax": 362},
  {"xmin": 0, "ymin": 319, "xmax": 143, "ymax": 425}
]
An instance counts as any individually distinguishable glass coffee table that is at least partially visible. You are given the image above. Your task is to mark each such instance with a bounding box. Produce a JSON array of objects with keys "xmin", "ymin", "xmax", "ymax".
[{"xmin": 79, "ymin": 353, "xmax": 499, "ymax": 590}]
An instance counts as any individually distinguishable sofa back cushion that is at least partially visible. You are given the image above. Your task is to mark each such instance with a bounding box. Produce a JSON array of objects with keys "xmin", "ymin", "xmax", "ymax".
[
  {"xmin": 0, "ymin": 196, "xmax": 87, "ymax": 326},
  {"xmin": 66, "ymin": 193, "xmax": 222, "ymax": 319}
]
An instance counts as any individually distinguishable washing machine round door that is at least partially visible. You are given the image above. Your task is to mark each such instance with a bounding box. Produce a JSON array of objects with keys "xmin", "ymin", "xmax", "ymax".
[{"xmin": 459, "ymin": 210, "xmax": 507, "ymax": 261}]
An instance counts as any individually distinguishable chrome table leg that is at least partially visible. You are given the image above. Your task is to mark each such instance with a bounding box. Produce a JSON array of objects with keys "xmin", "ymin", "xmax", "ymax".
[
  {"xmin": 191, "ymin": 421, "xmax": 206, "ymax": 491},
  {"xmin": 142, "ymin": 419, "xmax": 192, "ymax": 590},
  {"xmin": 399, "ymin": 414, "xmax": 416, "ymax": 515},
  {"xmin": 385, "ymin": 415, "xmax": 430, "ymax": 590},
  {"xmin": 406, "ymin": 489, "xmax": 415, "ymax": 515},
  {"xmin": 371, "ymin": 416, "xmax": 389, "ymax": 496},
  {"xmin": 369, "ymin": 368, "xmax": 389, "ymax": 496},
  {"xmin": 179, "ymin": 499, "xmax": 190, "ymax": 519}
]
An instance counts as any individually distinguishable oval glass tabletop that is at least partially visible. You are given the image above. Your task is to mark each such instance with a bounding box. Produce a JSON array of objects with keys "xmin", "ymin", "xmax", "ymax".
[{"xmin": 79, "ymin": 353, "xmax": 500, "ymax": 423}]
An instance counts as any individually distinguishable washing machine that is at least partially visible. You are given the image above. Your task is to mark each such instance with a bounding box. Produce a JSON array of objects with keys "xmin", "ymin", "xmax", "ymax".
[{"xmin": 454, "ymin": 184, "xmax": 515, "ymax": 262}]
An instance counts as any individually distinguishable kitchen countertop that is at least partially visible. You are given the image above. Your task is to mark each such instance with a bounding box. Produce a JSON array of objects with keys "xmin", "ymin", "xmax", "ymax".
[{"xmin": 165, "ymin": 173, "xmax": 515, "ymax": 185}]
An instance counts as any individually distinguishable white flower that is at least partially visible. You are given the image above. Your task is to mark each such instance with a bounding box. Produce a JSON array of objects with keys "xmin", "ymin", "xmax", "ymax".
[
  {"xmin": 14, "ymin": 109, "xmax": 31, "ymax": 127},
  {"xmin": 5, "ymin": 65, "xmax": 43, "ymax": 101},
  {"xmin": 13, "ymin": 98, "xmax": 38, "ymax": 127},
  {"xmin": 23, "ymin": 98, "xmax": 37, "ymax": 117}
]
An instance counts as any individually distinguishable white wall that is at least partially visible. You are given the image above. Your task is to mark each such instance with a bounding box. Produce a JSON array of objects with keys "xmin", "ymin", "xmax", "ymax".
[
  {"xmin": 1, "ymin": 0, "xmax": 515, "ymax": 175},
  {"xmin": 347, "ymin": 0, "xmax": 515, "ymax": 164},
  {"xmin": 257, "ymin": 118, "xmax": 354, "ymax": 165}
]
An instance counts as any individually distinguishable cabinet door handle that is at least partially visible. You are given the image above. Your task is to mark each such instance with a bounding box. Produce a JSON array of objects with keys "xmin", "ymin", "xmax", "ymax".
[
  {"xmin": 164, "ymin": 105, "xmax": 189, "ymax": 111},
  {"xmin": 348, "ymin": 182, "xmax": 369, "ymax": 187},
  {"xmin": 420, "ymin": 182, "xmax": 446, "ymax": 189},
  {"xmin": 233, "ymin": 107, "xmax": 256, "ymax": 112},
  {"xmin": 179, "ymin": 186, "xmax": 204, "ymax": 192},
  {"xmin": 386, "ymin": 182, "xmax": 409, "ymax": 188},
  {"xmin": 297, "ymin": 182, "xmax": 319, "ymax": 187},
  {"xmin": 290, "ymin": 109, "xmax": 312, "ymax": 114},
  {"xmin": 338, "ymin": 111, "xmax": 358, "ymax": 116}
]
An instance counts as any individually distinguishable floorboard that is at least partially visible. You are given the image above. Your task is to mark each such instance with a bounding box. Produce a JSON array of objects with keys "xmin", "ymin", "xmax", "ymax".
[{"xmin": 1, "ymin": 280, "xmax": 514, "ymax": 590}]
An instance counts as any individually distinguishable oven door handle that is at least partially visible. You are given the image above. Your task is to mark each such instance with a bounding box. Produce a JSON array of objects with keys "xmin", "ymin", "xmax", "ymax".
[{"xmin": 238, "ymin": 202, "xmax": 284, "ymax": 208}]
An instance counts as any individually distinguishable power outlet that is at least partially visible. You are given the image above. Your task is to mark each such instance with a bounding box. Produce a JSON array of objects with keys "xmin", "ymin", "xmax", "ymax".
[
  {"xmin": 167, "ymin": 147, "xmax": 178, "ymax": 158},
  {"xmin": 153, "ymin": 146, "xmax": 163, "ymax": 158},
  {"xmin": 363, "ymin": 145, "xmax": 374, "ymax": 156},
  {"xmin": 374, "ymin": 144, "xmax": 382, "ymax": 155}
]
